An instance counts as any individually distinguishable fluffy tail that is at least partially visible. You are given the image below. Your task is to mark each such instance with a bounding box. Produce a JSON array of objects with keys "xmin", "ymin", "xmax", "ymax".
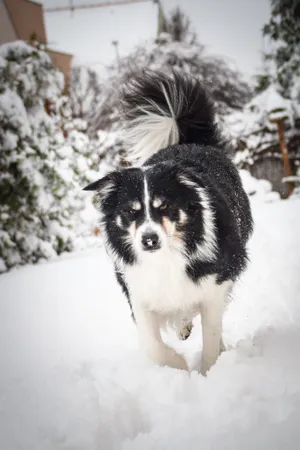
[{"xmin": 121, "ymin": 70, "xmax": 223, "ymax": 164}]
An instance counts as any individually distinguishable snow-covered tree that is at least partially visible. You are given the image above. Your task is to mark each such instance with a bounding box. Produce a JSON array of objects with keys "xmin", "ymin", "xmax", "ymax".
[
  {"xmin": 228, "ymin": 0, "xmax": 300, "ymax": 197},
  {"xmin": 90, "ymin": 8, "xmax": 252, "ymax": 137},
  {"xmin": 226, "ymin": 82, "xmax": 300, "ymax": 196},
  {"xmin": 0, "ymin": 42, "xmax": 99, "ymax": 273},
  {"xmin": 255, "ymin": 0, "xmax": 300, "ymax": 100},
  {"xmin": 69, "ymin": 65, "xmax": 102, "ymax": 125},
  {"xmin": 227, "ymin": 85, "xmax": 295, "ymax": 151},
  {"xmin": 164, "ymin": 7, "xmax": 197, "ymax": 44}
]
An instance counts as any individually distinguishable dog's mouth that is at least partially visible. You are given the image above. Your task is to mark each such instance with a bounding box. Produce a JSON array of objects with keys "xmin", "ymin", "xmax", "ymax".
[{"xmin": 143, "ymin": 246, "xmax": 161, "ymax": 253}]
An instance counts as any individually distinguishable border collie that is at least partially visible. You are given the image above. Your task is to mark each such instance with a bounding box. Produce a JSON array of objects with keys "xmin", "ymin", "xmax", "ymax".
[{"xmin": 84, "ymin": 70, "xmax": 253, "ymax": 375}]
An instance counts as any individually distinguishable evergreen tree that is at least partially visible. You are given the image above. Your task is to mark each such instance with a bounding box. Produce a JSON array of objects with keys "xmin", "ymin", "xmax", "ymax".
[
  {"xmin": 255, "ymin": 0, "xmax": 300, "ymax": 99},
  {"xmin": 0, "ymin": 42, "xmax": 98, "ymax": 272}
]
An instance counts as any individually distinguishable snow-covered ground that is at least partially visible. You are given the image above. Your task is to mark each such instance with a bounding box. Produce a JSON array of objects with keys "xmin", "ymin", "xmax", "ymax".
[{"xmin": 1, "ymin": 193, "xmax": 300, "ymax": 450}]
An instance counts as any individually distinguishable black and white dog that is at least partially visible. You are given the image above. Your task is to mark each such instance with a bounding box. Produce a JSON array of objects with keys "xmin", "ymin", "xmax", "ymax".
[{"xmin": 84, "ymin": 70, "xmax": 253, "ymax": 375}]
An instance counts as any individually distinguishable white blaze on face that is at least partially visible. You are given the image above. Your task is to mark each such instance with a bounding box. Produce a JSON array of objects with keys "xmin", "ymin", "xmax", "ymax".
[
  {"xmin": 131, "ymin": 173, "xmax": 185, "ymax": 256},
  {"xmin": 133, "ymin": 175, "xmax": 165, "ymax": 254},
  {"xmin": 143, "ymin": 175, "xmax": 151, "ymax": 221}
]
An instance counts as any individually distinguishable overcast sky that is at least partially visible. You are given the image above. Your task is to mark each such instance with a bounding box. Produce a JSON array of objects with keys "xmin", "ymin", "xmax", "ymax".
[{"xmin": 40, "ymin": 0, "xmax": 271, "ymax": 82}]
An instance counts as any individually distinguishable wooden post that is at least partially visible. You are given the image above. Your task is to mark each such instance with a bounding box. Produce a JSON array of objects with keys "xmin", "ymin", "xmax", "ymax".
[{"xmin": 270, "ymin": 117, "xmax": 294, "ymax": 196}]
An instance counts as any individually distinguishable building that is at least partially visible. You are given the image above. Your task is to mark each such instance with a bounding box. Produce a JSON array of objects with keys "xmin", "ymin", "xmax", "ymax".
[{"xmin": 0, "ymin": 0, "xmax": 72, "ymax": 86}]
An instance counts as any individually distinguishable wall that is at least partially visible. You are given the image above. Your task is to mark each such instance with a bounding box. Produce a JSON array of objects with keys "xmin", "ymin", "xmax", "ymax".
[
  {"xmin": 250, "ymin": 157, "xmax": 290, "ymax": 198},
  {"xmin": 47, "ymin": 49, "xmax": 73, "ymax": 89},
  {"xmin": 4, "ymin": 0, "xmax": 46, "ymax": 43},
  {"xmin": 0, "ymin": 0, "xmax": 18, "ymax": 44}
]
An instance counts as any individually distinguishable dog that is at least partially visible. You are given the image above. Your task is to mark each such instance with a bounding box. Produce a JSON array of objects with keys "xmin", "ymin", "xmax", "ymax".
[{"xmin": 84, "ymin": 70, "xmax": 253, "ymax": 375}]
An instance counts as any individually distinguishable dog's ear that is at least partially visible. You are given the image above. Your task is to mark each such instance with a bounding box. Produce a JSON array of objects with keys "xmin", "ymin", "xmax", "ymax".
[{"xmin": 83, "ymin": 171, "xmax": 119, "ymax": 200}]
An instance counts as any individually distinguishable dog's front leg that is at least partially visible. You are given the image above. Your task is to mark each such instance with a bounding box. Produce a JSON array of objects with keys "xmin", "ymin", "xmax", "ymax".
[
  {"xmin": 200, "ymin": 291, "xmax": 227, "ymax": 376},
  {"xmin": 134, "ymin": 305, "xmax": 188, "ymax": 371}
]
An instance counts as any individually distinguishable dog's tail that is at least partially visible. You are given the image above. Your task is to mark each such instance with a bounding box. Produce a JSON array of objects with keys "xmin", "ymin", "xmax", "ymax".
[{"xmin": 121, "ymin": 70, "xmax": 223, "ymax": 164}]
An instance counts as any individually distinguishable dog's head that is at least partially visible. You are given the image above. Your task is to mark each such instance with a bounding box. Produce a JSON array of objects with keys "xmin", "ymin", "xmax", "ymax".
[{"xmin": 84, "ymin": 163, "xmax": 216, "ymax": 265}]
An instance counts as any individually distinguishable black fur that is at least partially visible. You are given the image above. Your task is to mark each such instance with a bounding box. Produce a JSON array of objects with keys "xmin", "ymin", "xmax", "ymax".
[
  {"xmin": 121, "ymin": 70, "xmax": 229, "ymax": 151},
  {"xmin": 115, "ymin": 267, "xmax": 135, "ymax": 321}
]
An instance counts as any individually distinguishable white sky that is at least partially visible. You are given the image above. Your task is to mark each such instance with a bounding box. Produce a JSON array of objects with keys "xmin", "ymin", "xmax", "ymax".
[{"xmin": 40, "ymin": 0, "xmax": 271, "ymax": 82}]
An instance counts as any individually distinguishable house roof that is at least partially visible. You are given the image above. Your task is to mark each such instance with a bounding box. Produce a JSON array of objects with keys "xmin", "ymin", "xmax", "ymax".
[
  {"xmin": 3, "ymin": 0, "xmax": 73, "ymax": 84},
  {"xmin": 4, "ymin": 0, "xmax": 47, "ymax": 43}
]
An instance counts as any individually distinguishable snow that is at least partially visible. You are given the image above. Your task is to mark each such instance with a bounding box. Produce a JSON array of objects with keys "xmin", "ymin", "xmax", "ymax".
[
  {"xmin": 260, "ymin": 86, "xmax": 292, "ymax": 116},
  {"xmin": 0, "ymin": 40, "xmax": 41, "ymax": 60},
  {"xmin": 239, "ymin": 169, "xmax": 281, "ymax": 201},
  {"xmin": 0, "ymin": 90, "xmax": 30, "ymax": 139},
  {"xmin": 282, "ymin": 176, "xmax": 300, "ymax": 183},
  {"xmin": 0, "ymin": 258, "xmax": 6, "ymax": 273},
  {"xmin": 226, "ymin": 85, "xmax": 298, "ymax": 140},
  {"xmin": 1, "ymin": 188, "xmax": 300, "ymax": 449}
]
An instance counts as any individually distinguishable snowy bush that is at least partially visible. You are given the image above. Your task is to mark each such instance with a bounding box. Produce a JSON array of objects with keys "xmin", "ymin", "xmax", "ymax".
[
  {"xmin": 0, "ymin": 42, "xmax": 99, "ymax": 273},
  {"xmin": 226, "ymin": 84, "xmax": 300, "ymax": 168},
  {"xmin": 69, "ymin": 64, "xmax": 101, "ymax": 123}
]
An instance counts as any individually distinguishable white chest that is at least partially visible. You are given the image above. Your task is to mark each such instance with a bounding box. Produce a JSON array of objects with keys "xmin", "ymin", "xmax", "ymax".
[{"xmin": 124, "ymin": 250, "xmax": 217, "ymax": 315}]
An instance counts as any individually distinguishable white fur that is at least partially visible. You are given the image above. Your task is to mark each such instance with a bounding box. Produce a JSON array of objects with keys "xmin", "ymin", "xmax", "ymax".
[
  {"xmin": 98, "ymin": 181, "xmax": 115, "ymax": 201},
  {"xmin": 200, "ymin": 282, "xmax": 231, "ymax": 375},
  {"xmin": 125, "ymin": 82, "xmax": 181, "ymax": 165},
  {"xmin": 153, "ymin": 197, "xmax": 163, "ymax": 208},
  {"xmin": 133, "ymin": 305, "xmax": 187, "ymax": 371},
  {"xmin": 143, "ymin": 175, "xmax": 151, "ymax": 220},
  {"xmin": 125, "ymin": 248, "xmax": 232, "ymax": 375},
  {"xmin": 126, "ymin": 246, "xmax": 202, "ymax": 314},
  {"xmin": 116, "ymin": 215, "xmax": 123, "ymax": 228},
  {"xmin": 179, "ymin": 209, "xmax": 187, "ymax": 224},
  {"xmin": 179, "ymin": 176, "xmax": 217, "ymax": 262},
  {"xmin": 132, "ymin": 201, "xmax": 141, "ymax": 210}
]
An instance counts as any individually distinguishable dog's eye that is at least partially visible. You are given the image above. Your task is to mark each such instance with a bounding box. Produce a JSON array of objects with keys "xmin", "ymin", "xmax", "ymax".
[
  {"xmin": 123, "ymin": 207, "xmax": 136, "ymax": 216},
  {"xmin": 187, "ymin": 202, "xmax": 197, "ymax": 213},
  {"xmin": 159, "ymin": 203, "xmax": 168, "ymax": 211}
]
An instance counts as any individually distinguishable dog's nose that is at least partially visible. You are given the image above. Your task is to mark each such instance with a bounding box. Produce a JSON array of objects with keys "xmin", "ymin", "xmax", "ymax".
[{"xmin": 141, "ymin": 232, "xmax": 160, "ymax": 251}]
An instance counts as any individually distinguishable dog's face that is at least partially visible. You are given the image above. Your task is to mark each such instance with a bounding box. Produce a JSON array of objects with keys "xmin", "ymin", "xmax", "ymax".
[{"xmin": 84, "ymin": 163, "xmax": 213, "ymax": 265}]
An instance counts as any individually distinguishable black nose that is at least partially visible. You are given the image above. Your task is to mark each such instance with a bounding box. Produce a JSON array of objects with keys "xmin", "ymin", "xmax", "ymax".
[{"xmin": 141, "ymin": 232, "xmax": 160, "ymax": 251}]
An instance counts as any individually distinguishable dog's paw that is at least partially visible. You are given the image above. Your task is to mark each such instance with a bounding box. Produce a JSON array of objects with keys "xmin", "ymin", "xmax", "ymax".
[
  {"xmin": 147, "ymin": 344, "xmax": 188, "ymax": 371},
  {"xmin": 200, "ymin": 354, "xmax": 219, "ymax": 376},
  {"xmin": 200, "ymin": 340, "xmax": 225, "ymax": 376},
  {"xmin": 165, "ymin": 348, "xmax": 188, "ymax": 371},
  {"xmin": 177, "ymin": 321, "xmax": 193, "ymax": 341}
]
